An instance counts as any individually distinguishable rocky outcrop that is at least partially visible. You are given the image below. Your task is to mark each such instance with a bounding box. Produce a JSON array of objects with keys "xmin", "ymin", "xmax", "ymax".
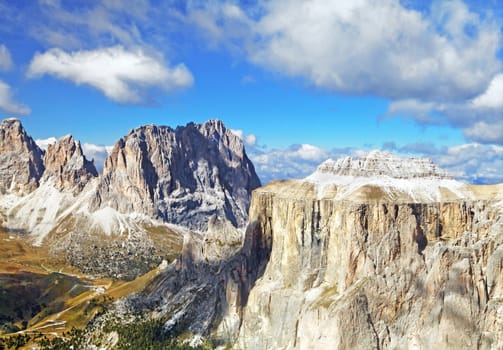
[
  {"xmin": 236, "ymin": 176, "xmax": 503, "ymax": 349},
  {"xmin": 42, "ymin": 135, "xmax": 97, "ymax": 192},
  {"xmin": 90, "ymin": 120, "xmax": 261, "ymax": 230},
  {"xmin": 0, "ymin": 118, "xmax": 44, "ymax": 195}
]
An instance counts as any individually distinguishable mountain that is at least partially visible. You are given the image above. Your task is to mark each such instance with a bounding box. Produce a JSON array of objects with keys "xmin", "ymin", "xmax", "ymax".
[
  {"xmin": 0, "ymin": 118, "xmax": 44, "ymax": 195},
  {"xmin": 3, "ymin": 120, "xmax": 503, "ymax": 350},
  {"xmin": 89, "ymin": 152, "xmax": 503, "ymax": 349},
  {"xmin": 236, "ymin": 154, "xmax": 503, "ymax": 349},
  {"xmin": 305, "ymin": 150, "xmax": 469, "ymax": 202},
  {"xmin": 90, "ymin": 120, "xmax": 261, "ymax": 230},
  {"xmin": 42, "ymin": 135, "xmax": 98, "ymax": 193},
  {"xmin": 0, "ymin": 118, "xmax": 260, "ymax": 280},
  {"xmin": 314, "ymin": 150, "xmax": 450, "ymax": 178}
]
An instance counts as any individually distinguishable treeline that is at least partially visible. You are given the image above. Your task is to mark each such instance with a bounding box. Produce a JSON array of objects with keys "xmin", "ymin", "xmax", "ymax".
[{"xmin": 105, "ymin": 318, "xmax": 213, "ymax": 350}]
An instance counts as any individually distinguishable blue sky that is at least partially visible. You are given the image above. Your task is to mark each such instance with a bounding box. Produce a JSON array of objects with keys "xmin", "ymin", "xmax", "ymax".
[{"xmin": 0, "ymin": 0, "xmax": 502, "ymax": 184}]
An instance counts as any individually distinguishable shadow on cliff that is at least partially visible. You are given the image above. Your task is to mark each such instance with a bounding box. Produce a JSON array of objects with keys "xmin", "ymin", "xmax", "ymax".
[{"xmin": 131, "ymin": 219, "xmax": 272, "ymax": 341}]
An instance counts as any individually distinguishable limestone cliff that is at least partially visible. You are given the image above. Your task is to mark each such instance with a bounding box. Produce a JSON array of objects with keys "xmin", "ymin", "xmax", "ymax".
[
  {"xmin": 90, "ymin": 120, "xmax": 261, "ymax": 230},
  {"xmin": 42, "ymin": 135, "xmax": 98, "ymax": 192},
  {"xmin": 236, "ymin": 157, "xmax": 503, "ymax": 349},
  {"xmin": 0, "ymin": 118, "xmax": 44, "ymax": 195}
]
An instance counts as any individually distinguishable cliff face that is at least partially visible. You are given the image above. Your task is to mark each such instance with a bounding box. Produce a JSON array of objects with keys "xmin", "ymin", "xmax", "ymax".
[
  {"xmin": 90, "ymin": 120, "xmax": 261, "ymax": 230},
  {"xmin": 237, "ymin": 180, "xmax": 503, "ymax": 349},
  {"xmin": 0, "ymin": 119, "xmax": 44, "ymax": 195},
  {"xmin": 42, "ymin": 135, "xmax": 98, "ymax": 192}
]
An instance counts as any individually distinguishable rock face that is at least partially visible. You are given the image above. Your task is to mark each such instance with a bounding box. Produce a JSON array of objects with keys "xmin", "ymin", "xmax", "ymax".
[
  {"xmin": 234, "ymin": 156, "xmax": 503, "ymax": 350},
  {"xmin": 111, "ymin": 153, "xmax": 503, "ymax": 349},
  {"xmin": 0, "ymin": 118, "xmax": 44, "ymax": 195},
  {"xmin": 90, "ymin": 120, "xmax": 261, "ymax": 230},
  {"xmin": 42, "ymin": 135, "xmax": 98, "ymax": 192}
]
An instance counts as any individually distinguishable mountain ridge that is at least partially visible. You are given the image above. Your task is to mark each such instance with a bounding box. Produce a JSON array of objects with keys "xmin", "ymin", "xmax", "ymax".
[{"xmin": 0, "ymin": 117, "xmax": 260, "ymax": 280}]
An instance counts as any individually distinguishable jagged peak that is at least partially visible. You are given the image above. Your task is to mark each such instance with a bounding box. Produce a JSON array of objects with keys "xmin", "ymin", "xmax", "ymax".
[
  {"xmin": 128, "ymin": 124, "xmax": 175, "ymax": 137},
  {"xmin": 1, "ymin": 117, "xmax": 25, "ymax": 133},
  {"xmin": 314, "ymin": 151, "xmax": 451, "ymax": 180},
  {"xmin": 59, "ymin": 134, "xmax": 74, "ymax": 141},
  {"xmin": 1, "ymin": 117, "xmax": 21, "ymax": 124},
  {"xmin": 0, "ymin": 118, "xmax": 45, "ymax": 195}
]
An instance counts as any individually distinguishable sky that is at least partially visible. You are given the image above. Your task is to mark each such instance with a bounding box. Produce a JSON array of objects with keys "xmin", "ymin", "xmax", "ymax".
[{"xmin": 0, "ymin": 0, "xmax": 502, "ymax": 184}]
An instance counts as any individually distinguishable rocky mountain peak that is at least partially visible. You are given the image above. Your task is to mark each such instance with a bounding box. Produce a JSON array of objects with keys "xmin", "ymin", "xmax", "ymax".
[
  {"xmin": 306, "ymin": 151, "xmax": 465, "ymax": 202},
  {"xmin": 42, "ymin": 134, "xmax": 98, "ymax": 192},
  {"xmin": 0, "ymin": 118, "xmax": 44, "ymax": 195},
  {"xmin": 315, "ymin": 150, "xmax": 451, "ymax": 179},
  {"xmin": 91, "ymin": 120, "xmax": 261, "ymax": 230}
]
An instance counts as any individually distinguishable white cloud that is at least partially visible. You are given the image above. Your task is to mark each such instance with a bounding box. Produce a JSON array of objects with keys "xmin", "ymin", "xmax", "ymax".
[
  {"xmin": 292, "ymin": 144, "xmax": 327, "ymax": 161},
  {"xmin": 464, "ymin": 121, "xmax": 503, "ymax": 144},
  {"xmin": 471, "ymin": 74, "xmax": 503, "ymax": 109},
  {"xmin": 27, "ymin": 46, "xmax": 194, "ymax": 104},
  {"xmin": 249, "ymin": 144, "xmax": 349, "ymax": 184},
  {"xmin": 81, "ymin": 143, "xmax": 112, "ymax": 172},
  {"xmin": 433, "ymin": 143, "xmax": 503, "ymax": 184},
  {"xmin": 35, "ymin": 137, "xmax": 57, "ymax": 150},
  {"xmin": 244, "ymin": 134, "xmax": 257, "ymax": 147},
  {"xmin": 383, "ymin": 140, "xmax": 503, "ymax": 184},
  {"xmin": 187, "ymin": 1, "xmax": 503, "ymax": 144},
  {"xmin": 0, "ymin": 45, "xmax": 12, "ymax": 71},
  {"xmin": 230, "ymin": 128, "xmax": 244, "ymax": 139},
  {"xmin": 230, "ymin": 128, "xmax": 257, "ymax": 147},
  {"xmin": 206, "ymin": 0, "xmax": 501, "ymax": 102},
  {"xmin": 0, "ymin": 80, "xmax": 31, "ymax": 115}
]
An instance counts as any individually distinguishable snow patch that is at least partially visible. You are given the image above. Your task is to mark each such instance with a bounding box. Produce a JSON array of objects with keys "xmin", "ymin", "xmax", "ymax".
[
  {"xmin": 306, "ymin": 172, "xmax": 467, "ymax": 202},
  {"xmin": 306, "ymin": 152, "xmax": 468, "ymax": 202}
]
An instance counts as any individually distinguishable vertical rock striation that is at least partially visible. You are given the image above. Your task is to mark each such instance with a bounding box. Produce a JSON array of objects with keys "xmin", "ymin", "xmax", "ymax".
[
  {"xmin": 42, "ymin": 135, "xmax": 98, "ymax": 192},
  {"xmin": 90, "ymin": 120, "xmax": 261, "ymax": 230},
  {"xmin": 0, "ymin": 118, "xmax": 44, "ymax": 195}
]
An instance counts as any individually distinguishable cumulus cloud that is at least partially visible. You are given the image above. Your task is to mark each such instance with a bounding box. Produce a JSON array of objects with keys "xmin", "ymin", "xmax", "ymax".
[
  {"xmin": 434, "ymin": 143, "xmax": 503, "ymax": 184},
  {"xmin": 81, "ymin": 143, "xmax": 112, "ymax": 172},
  {"xmin": 35, "ymin": 137, "xmax": 57, "ymax": 150},
  {"xmin": 0, "ymin": 44, "xmax": 12, "ymax": 71},
  {"xmin": 471, "ymin": 74, "xmax": 503, "ymax": 109},
  {"xmin": 191, "ymin": 0, "xmax": 500, "ymax": 101},
  {"xmin": 230, "ymin": 129, "xmax": 257, "ymax": 146},
  {"xmin": 27, "ymin": 46, "xmax": 194, "ymax": 104},
  {"xmin": 244, "ymin": 134, "xmax": 257, "ymax": 147},
  {"xmin": 464, "ymin": 121, "xmax": 503, "ymax": 144},
  {"xmin": 186, "ymin": 0, "xmax": 503, "ymax": 144},
  {"xmin": 0, "ymin": 80, "xmax": 31, "ymax": 115},
  {"xmin": 383, "ymin": 140, "xmax": 503, "ymax": 184},
  {"xmin": 249, "ymin": 144, "xmax": 351, "ymax": 184}
]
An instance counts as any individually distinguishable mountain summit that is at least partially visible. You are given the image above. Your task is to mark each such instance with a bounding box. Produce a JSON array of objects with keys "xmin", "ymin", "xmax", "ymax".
[
  {"xmin": 0, "ymin": 118, "xmax": 45, "ymax": 195},
  {"xmin": 42, "ymin": 134, "xmax": 98, "ymax": 193},
  {"xmin": 89, "ymin": 120, "xmax": 261, "ymax": 230},
  {"xmin": 306, "ymin": 151, "xmax": 466, "ymax": 202},
  {"xmin": 314, "ymin": 150, "xmax": 450, "ymax": 179}
]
